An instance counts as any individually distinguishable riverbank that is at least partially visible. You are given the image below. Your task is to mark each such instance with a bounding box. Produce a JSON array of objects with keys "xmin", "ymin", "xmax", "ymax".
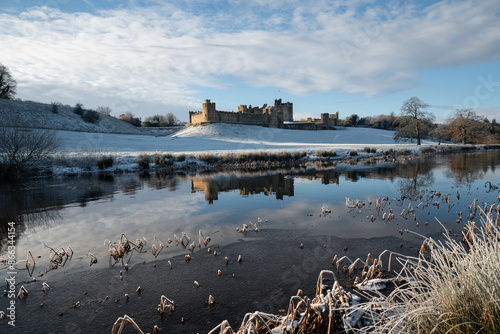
[{"xmin": 46, "ymin": 141, "xmax": 500, "ymax": 178}]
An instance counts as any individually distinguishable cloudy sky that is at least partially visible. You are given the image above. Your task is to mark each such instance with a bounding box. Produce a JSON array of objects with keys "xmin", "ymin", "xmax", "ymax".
[{"xmin": 1, "ymin": 0, "xmax": 500, "ymax": 122}]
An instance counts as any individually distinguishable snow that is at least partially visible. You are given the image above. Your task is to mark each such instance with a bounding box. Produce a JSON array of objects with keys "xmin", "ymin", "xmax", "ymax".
[
  {"xmin": 0, "ymin": 98, "xmax": 143, "ymax": 134},
  {"xmin": 0, "ymin": 99, "xmax": 443, "ymax": 175},
  {"xmin": 55, "ymin": 123, "xmax": 437, "ymax": 156}
]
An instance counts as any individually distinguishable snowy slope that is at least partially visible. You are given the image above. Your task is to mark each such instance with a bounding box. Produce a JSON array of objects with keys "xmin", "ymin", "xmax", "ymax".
[
  {"xmin": 0, "ymin": 98, "xmax": 142, "ymax": 134},
  {"xmin": 55, "ymin": 123, "xmax": 438, "ymax": 156}
]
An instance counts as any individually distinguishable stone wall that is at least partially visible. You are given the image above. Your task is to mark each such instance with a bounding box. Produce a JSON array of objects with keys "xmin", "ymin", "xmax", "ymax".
[{"xmin": 189, "ymin": 99, "xmax": 289, "ymax": 128}]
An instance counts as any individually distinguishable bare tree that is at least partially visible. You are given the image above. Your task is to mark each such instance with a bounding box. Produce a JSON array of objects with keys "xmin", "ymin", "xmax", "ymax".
[
  {"xmin": 96, "ymin": 106, "xmax": 112, "ymax": 116},
  {"xmin": 446, "ymin": 108, "xmax": 485, "ymax": 144},
  {"xmin": 0, "ymin": 64, "xmax": 17, "ymax": 99},
  {"xmin": 394, "ymin": 97, "xmax": 434, "ymax": 145},
  {"xmin": 0, "ymin": 128, "xmax": 60, "ymax": 178},
  {"xmin": 166, "ymin": 113, "xmax": 178, "ymax": 126}
]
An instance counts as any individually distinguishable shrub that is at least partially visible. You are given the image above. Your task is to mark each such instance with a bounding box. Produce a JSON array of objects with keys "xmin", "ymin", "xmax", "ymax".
[
  {"xmin": 137, "ymin": 154, "xmax": 150, "ymax": 170},
  {"xmin": 0, "ymin": 128, "xmax": 60, "ymax": 179},
  {"xmin": 97, "ymin": 155, "xmax": 113, "ymax": 170},
  {"xmin": 294, "ymin": 151, "xmax": 307, "ymax": 159},
  {"xmin": 221, "ymin": 153, "xmax": 233, "ymax": 162},
  {"xmin": 276, "ymin": 151, "xmax": 292, "ymax": 161},
  {"xmin": 74, "ymin": 102, "xmax": 84, "ymax": 115},
  {"xmin": 81, "ymin": 109, "xmax": 100, "ymax": 124},
  {"xmin": 51, "ymin": 102, "xmax": 58, "ymax": 114},
  {"xmin": 421, "ymin": 146, "xmax": 434, "ymax": 154},
  {"xmin": 196, "ymin": 153, "xmax": 216, "ymax": 163},
  {"xmin": 364, "ymin": 147, "xmax": 377, "ymax": 154},
  {"xmin": 175, "ymin": 154, "xmax": 186, "ymax": 162},
  {"xmin": 398, "ymin": 147, "xmax": 409, "ymax": 155},
  {"xmin": 316, "ymin": 150, "xmax": 337, "ymax": 157},
  {"xmin": 349, "ymin": 150, "xmax": 358, "ymax": 156}
]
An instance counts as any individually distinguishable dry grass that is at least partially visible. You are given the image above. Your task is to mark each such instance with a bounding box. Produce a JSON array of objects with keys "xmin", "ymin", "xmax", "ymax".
[
  {"xmin": 316, "ymin": 150, "xmax": 337, "ymax": 158},
  {"xmin": 353, "ymin": 214, "xmax": 500, "ymax": 333}
]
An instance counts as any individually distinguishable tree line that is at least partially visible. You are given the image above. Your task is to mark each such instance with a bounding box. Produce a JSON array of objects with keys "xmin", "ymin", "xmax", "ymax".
[{"xmin": 342, "ymin": 97, "xmax": 500, "ymax": 145}]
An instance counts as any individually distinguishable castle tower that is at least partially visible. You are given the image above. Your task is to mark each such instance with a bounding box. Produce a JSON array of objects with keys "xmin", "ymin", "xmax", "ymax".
[
  {"xmin": 275, "ymin": 99, "xmax": 293, "ymax": 122},
  {"xmin": 321, "ymin": 113, "xmax": 330, "ymax": 126},
  {"xmin": 202, "ymin": 99, "xmax": 216, "ymax": 122}
]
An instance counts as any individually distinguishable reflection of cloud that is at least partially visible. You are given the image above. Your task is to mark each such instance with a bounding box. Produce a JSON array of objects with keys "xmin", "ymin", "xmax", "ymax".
[{"xmin": 1, "ymin": 0, "xmax": 499, "ymax": 116}]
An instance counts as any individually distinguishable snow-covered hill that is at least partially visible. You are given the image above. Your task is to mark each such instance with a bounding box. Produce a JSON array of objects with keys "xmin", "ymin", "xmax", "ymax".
[
  {"xmin": 54, "ymin": 122, "xmax": 438, "ymax": 156},
  {"xmin": 0, "ymin": 98, "xmax": 142, "ymax": 134}
]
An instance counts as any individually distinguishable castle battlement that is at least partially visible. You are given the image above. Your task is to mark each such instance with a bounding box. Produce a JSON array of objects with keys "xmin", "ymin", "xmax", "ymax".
[{"xmin": 188, "ymin": 99, "xmax": 338, "ymax": 130}]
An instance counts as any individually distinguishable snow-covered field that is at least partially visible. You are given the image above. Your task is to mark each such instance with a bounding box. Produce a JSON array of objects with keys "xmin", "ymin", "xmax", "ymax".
[
  {"xmin": 57, "ymin": 123, "xmax": 436, "ymax": 155},
  {"xmin": 47, "ymin": 123, "xmax": 443, "ymax": 174}
]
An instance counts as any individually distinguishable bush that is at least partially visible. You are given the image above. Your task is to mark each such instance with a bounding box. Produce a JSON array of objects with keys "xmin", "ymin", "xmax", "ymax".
[
  {"xmin": 196, "ymin": 153, "xmax": 216, "ymax": 163},
  {"xmin": 81, "ymin": 109, "xmax": 100, "ymax": 124},
  {"xmin": 74, "ymin": 102, "xmax": 84, "ymax": 115},
  {"xmin": 363, "ymin": 147, "xmax": 377, "ymax": 154},
  {"xmin": 398, "ymin": 147, "xmax": 410, "ymax": 155},
  {"xmin": 175, "ymin": 154, "xmax": 186, "ymax": 162},
  {"xmin": 51, "ymin": 102, "xmax": 58, "ymax": 114},
  {"xmin": 137, "ymin": 154, "xmax": 150, "ymax": 170},
  {"xmin": 275, "ymin": 151, "xmax": 292, "ymax": 161},
  {"xmin": 294, "ymin": 151, "xmax": 307, "ymax": 159},
  {"xmin": 421, "ymin": 146, "xmax": 434, "ymax": 154},
  {"xmin": 0, "ymin": 128, "xmax": 60, "ymax": 179},
  {"xmin": 153, "ymin": 154, "xmax": 164, "ymax": 166},
  {"xmin": 97, "ymin": 155, "xmax": 113, "ymax": 170},
  {"xmin": 349, "ymin": 150, "xmax": 358, "ymax": 156},
  {"xmin": 316, "ymin": 150, "xmax": 337, "ymax": 157}
]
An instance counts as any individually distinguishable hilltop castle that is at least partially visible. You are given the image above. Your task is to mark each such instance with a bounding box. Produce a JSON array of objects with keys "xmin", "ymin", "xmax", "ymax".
[{"xmin": 189, "ymin": 99, "xmax": 338, "ymax": 130}]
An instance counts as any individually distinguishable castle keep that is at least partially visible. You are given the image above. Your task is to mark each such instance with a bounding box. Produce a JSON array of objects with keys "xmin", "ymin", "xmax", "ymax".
[
  {"xmin": 189, "ymin": 99, "xmax": 292, "ymax": 128},
  {"xmin": 189, "ymin": 99, "xmax": 338, "ymax": 129}
]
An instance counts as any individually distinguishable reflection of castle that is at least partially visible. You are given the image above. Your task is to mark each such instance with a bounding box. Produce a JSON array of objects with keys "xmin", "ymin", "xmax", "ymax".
[
  {"xmin": 189, "ymin": 99, "xmax": 338, "ymax": 129},
  {"xmin": 191, "ymin": 173, "xmax": 295, "ymax": 204}
]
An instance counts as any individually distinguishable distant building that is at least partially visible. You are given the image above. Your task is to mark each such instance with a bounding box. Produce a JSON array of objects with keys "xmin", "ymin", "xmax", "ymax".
[{"xmin": 188, "ymin": 99, "xmax": 338, "ymax": 130}]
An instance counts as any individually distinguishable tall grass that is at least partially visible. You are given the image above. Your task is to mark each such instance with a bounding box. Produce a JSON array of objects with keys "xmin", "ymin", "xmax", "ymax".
[{"xmin": 358, "ymin": 215, "xmax": 500, "ymax": 333}]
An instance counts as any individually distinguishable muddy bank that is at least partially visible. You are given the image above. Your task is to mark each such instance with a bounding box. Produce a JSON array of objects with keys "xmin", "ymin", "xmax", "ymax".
[{"xmin": 1, "ymin": 229, "xmax": 420, "ymax": 333}]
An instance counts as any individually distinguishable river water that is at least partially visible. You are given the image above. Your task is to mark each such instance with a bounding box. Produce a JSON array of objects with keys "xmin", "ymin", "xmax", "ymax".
[{"xmin": 0, "ymin": 150, "xmax": 499, "ymax": 333}]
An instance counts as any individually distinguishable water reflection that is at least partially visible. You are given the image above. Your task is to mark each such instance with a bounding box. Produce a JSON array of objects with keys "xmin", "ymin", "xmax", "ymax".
[
  {"xmin": 191, "ymin": 173, "xmax": 296, "ymax": 204},
  {"xmin": 1, "ymin": 151, "xmax": 499, "ymax": 256},
  {"xmin": 445, "ymin": 151, "xmax": 500, "ymax": 185}
]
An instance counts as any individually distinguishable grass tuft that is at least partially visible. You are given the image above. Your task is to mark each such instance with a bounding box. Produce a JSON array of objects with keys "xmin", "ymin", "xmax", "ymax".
[{"xmin": 358, "ymin": 214, "xmax": 500, "ymax": 333}]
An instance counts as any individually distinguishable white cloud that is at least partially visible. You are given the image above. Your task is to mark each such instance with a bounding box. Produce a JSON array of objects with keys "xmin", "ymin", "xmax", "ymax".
[{"xmin": 0, "ymin": 0, "xmax": 499, "ymax": 118}]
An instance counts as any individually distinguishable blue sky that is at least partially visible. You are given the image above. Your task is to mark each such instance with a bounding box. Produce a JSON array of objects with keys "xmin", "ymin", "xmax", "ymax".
[{"xmin": 1, "ymin": 0, "xmax": 500, "ymax": 122}]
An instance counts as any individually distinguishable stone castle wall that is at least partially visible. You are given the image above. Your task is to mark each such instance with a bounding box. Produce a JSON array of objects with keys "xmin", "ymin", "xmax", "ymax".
[
  {"xmin": 189, "ymin": 99, "xmax": 338, "ymax": 130},
  {"xmin": 189, "ymin": 99, "xmax": 291, "ymax": 128}
]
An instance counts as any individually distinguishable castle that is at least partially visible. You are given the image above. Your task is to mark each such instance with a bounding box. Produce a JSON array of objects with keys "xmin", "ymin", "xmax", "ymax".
[{"xmin": 189, "ymin": 99, "xmax": 338, "ymax": 130}]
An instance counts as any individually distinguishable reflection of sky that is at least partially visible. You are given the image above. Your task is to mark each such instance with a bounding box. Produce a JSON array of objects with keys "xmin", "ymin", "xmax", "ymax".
[{"xmin": 6, "ymin": 151, "xmax": 500, "ymax": 281}]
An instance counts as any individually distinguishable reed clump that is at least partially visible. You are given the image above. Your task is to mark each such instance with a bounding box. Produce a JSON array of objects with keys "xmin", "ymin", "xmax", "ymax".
[
  {"xmin": 358, "ymin": 214, "xmax": 500, "ymax": 333},
  {"xmin": 316, "ymin": 150, "xmax": 337, "ymax": 158}
]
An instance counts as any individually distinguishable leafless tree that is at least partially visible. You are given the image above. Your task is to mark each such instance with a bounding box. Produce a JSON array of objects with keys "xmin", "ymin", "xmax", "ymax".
[
  {"xmin": 0, "ymin": 64, "xmax": 17, "ymax": 99},
  {"xmin": 394, "ymin": 97, "xmax": 434, "ymax": 145},
  {"xmin": 0, "ymin": 127, "xmax": 60, "ymax": 178},
  {"xmin": 166, "ymin": 113, "xmax": 178, "ymax": 126},
  {"xmin": 96, "ymin": 106, "xmax": 112, "ymax": 116},
  {"xmin": 446, "ymin": 108, "xmax": 485, "ymax": 144}
]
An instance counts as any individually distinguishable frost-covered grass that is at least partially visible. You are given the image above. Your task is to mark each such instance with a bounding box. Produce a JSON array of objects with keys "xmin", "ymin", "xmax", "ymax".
[{"xmin": 358, "ymin": 215, "xmax": 500, "ymax": 333}]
